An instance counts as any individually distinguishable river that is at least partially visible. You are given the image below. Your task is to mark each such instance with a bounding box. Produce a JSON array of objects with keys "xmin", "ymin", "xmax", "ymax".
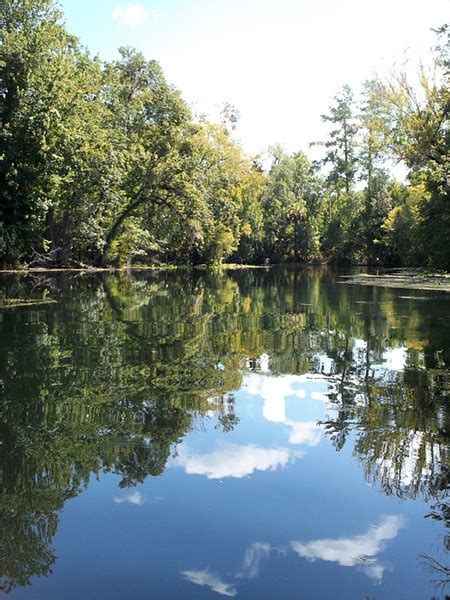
[{"xmin": 0, "ymin": 267, "xmax": 448, "ymax": 598}]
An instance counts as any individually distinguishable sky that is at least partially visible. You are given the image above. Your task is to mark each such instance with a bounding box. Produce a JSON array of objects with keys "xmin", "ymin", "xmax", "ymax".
[{"xmin": 60, "ymin": 0, "xmax": 448, "ymax": 157}]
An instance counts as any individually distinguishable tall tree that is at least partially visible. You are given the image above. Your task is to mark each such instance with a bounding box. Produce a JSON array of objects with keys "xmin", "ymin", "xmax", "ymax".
[
  {"xmin": 357, "ymin": 83, "xmax": 393, "ymax": 262},
  {"xmin": 0, "ymin": 0, "xmax": 117, "ymax": 265},
  {"xmin": 375, "ymin": 25, "xmax": 450, "ymax": 268},
  {"xmin": 316, "ymin": 84, "xmax": 359, "ymax": 200},
  {"xmin": 262, "ymin": 148, "xmax": 324, "ymax": 262}
]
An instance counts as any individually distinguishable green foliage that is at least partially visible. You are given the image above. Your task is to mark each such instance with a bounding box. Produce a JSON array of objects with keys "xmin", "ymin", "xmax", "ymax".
[
  {"xmin": 369, "ymin": 27, "xmax": 449, "ymax": 268},
  {"xmin": 0, "ymin": 1, "xmax": 448, "ymax": 269},
  {"xmin": 381, "ymin": 183, "xmax": 426, "ymax": 266},
  {"xmin": 0, "ymin": 2, "xmax": 261, "ymax": 268},
  {"xmin": 419, "ymin": 181, "xmax": 450, "ymax": 270},
  {"xmin": 262, "ymin": 149, "xmax": 323, "ymax": 262},
  {"xmin": 232, "ymin": 166, "xmax": 266, "ymax": 263},
  {"xmin": 0, "ymin": 0, "xmax": 117, "ymax": 263},
  {"xmin": 316, "ymin": 84, "xmax": 359, "ymax": 196}
]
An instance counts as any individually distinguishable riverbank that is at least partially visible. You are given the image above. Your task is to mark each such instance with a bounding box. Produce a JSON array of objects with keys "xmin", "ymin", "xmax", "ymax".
[
  {"xmin": 341, "ymin": 271, "xmax": 450, "ymax": 292},
  {"xmin": 0, "ymin": 263, "xmax": 270, "ymax": 275}
]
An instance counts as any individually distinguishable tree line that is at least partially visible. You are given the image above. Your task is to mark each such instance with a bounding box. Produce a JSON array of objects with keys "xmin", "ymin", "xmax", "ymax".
[{"xmin": 0, "ymin": 1, "xmax": 448, "ymax": 269}]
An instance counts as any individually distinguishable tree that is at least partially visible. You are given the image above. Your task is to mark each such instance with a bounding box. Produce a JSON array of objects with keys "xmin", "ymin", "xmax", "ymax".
[
  {"xmin": 262, "ymin": 148, "xmax": 324, "ymax": 262},
  {"xmin": 1, "ymin": 0, "xmax": 74, "ymax": 262},
  {"xmin": 187, "ymin": 120, "xmax": 250, "ymax": 264},
  {"xmin": 99, "ymin": 47, "xmax": 197, "ymax": 265},
  {"xmin": 0, "ymin": 0, "xmax": 123, "ymax": 265},
  {"xmin": 232, "ymin": 164, "xmax": 266, "ymax": 263},
  {"xmin": 87, "ymin": 54, "xmax": 256, "ymax": 266},
  {"xmin": 374, "ymin": 25, "xmax": 450, "ymax": 268},
  {"xmin": 0, "ymin": 2, "xmax": 259, "ymax": 268},
  {"xmin": 312, "ymin": 85, "xmax": 362, "ymax": 263},
  {"xmin": 381, "ymin": 183, "xmax": 426, "ymax": 266},
  {"xmin": 356, "ymin": 80, "xmax": 393, "ymax": 263},
  {"xmin": 316, "ymin": 84, "xmax": 359, "ymax": 200}
]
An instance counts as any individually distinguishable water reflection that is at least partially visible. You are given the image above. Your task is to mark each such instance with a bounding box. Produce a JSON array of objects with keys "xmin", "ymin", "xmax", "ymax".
[
  {"xmin": 291, "ymin": 515, "xmax": 405, "ymax": 582},
  {"xmin": 181, "ymin": 569, "xmax": 237, "ymax": 597},
  {"xmin": 238, "ymin": 543, "xmax": 275, "ymax": 580},
  {"xmin": 0, "ymin": 267, "xmax": 448, "ymax": 595},
  {"xmin": 181, "ymin": 514, "xmax": 405, "ymax": 594},
  {"xmin": 113, "ymin": 491, "xmax": 145, "ymax": 506},
  {"xmin": 246, "ymin": 372, "xmax": 325, "ymax": 445},
  {"xmin": 173, "ymin": 443, "xmax": 298, "ymax": 479}
]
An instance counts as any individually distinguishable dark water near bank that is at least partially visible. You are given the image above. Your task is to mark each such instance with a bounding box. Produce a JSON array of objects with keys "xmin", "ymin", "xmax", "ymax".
[{"xmin": 0, "ymin": 267, "xmax": 448, "ymax": 599}]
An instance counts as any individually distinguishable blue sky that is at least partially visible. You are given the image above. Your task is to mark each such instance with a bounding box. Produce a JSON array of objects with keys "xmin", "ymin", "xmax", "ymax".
[{"xmin": 60, "ymin": 0, "xmax": 448, "ymax": 156}]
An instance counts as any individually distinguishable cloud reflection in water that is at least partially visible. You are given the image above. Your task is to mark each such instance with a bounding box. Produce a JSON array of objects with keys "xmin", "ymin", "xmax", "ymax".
[
  {"xmin": 181, "ymin": 569, "xmax": 237, "ymax": 597},
  {"xmin": 113, "ymin": 491, "xmax": 145, "ymax": 506},
  {"xmin": 182, "ymin": 516, "xmax": 404, "ymax": 596},
  {"xmin": 174, "ymin": 443, "xmax": 300, "ymax": 479},
  {"xmin": 291, "ymin": 514, "xmax": 405, "ymax": 581}
]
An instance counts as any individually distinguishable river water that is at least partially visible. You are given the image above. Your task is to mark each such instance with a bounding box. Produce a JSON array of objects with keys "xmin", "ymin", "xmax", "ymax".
[{"xmin": 0, "ymin": 267, "xmax": 448, "ymax": 599}]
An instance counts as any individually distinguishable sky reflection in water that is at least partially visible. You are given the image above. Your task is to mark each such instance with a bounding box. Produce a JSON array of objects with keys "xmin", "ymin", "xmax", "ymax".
[{"xmin": 0, "ymin": 268, "xmax": 448, "ymax": 599}]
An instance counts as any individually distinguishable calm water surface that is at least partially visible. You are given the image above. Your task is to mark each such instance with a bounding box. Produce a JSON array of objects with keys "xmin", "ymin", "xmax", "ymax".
[{"xmin": 0, "ymin": 267, "xmax": 448, "ymax": 599}]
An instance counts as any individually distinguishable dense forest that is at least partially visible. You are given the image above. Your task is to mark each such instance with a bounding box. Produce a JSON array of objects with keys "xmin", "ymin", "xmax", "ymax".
[{"xmin": 0, "ymin": 1, "xmax": 449, "ymax": 269}]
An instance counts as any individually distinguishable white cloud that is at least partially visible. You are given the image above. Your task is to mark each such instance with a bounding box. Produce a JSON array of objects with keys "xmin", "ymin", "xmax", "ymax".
[
  {"xmin": 174, "ymin": 443, "xmax": 298, "ymax": 479},
  {"xmin": 291, "ymin": 515, "xmax": 404, "ymax": 582},
  {"xmin": 114, "ymin": 490, "xmax": 145, "ymax": 505},
  {"xmin": 286, "ymin": 420, "xmax": 322, "ymax": 446},
  {"xmin": 238, "ymin": 542, "xmax": 272, "ymax": 579},
  {"xmin": 311, "ymin": 391, "xmax": 331, "ymax": 402},
  {"xmin": 246, "ymin": 373, "xmax": 306, "ymax": 420},
  {"xmin": 181, "ymin": 569, "xmax": 237, "ymax": 597},
  {"xmin": 112, "ymin": 4, "xmax": 152, "ymax": 27},
  {"xmin": 245, "ymin": 372, "xmax": 326, "ymax": 446}
]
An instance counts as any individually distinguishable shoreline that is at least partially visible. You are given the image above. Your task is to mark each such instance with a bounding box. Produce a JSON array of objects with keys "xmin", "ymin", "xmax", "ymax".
[
  {"xmin": 0, "ymin": 263, "xmax": 271, "ymax": 275},
  {"xmin": 1, "ymin": 264, "xmax": 449, "ymax": 294},
  {"xmin": 341, "ymin": 272, "xmax": 450, "ymax": 293}
]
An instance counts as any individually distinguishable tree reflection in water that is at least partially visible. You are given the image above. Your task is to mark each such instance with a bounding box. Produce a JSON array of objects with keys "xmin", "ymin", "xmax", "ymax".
[{"xmin": 0, "ymin": 267, "xmax": 448, "ymax": 592}]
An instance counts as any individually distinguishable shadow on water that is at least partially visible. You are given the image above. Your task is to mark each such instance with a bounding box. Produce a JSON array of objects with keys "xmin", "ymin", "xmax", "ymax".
[{"xmin": 0, "ymin": 267, "xmax": 448, "ymax": 593}]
